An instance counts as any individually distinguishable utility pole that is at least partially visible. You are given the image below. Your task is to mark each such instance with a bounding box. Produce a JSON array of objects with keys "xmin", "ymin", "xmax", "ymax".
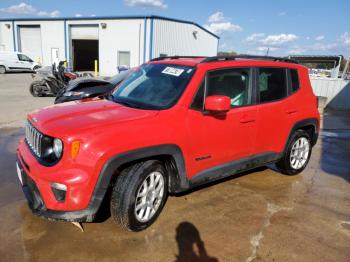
[
  {"xmin": 342, "ymin": 57, "xmax": 350, "ymax": 79},
  {"xmin": 265, "ymin": 47, "xmax": 270, "ymax": 56}
]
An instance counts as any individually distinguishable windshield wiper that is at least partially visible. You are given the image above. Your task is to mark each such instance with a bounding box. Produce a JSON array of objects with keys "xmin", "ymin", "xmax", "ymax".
[{"xmin": 112, "ymin": 97, "xmax": 144, "ymax": 109}]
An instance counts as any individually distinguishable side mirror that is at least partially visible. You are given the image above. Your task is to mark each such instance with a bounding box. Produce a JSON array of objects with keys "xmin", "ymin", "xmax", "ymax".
[{"xmin": 204, "ymin": 95, "xmax": 231, "ymax": 113}]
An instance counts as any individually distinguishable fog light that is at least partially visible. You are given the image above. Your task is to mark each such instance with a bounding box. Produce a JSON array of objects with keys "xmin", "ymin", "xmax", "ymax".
[{"xmin": 51, "ymin": 182, "xmax": 67, "ymax": 202}]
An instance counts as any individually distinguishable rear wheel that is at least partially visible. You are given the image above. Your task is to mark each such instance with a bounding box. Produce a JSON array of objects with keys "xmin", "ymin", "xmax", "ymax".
[
  {"xmin": 110, "ymin": 160, "xmax": 168, "ymax": 231},
  {"xmin": 29, "ymin": 81, "xmax": 45, "ymax": 97},
  {"xmin": 0, "ymin": 66, "xmax": 6, "ymax": 74},
  {"xmin": 276, "ymin": 130, "xmax": 312, "ymax": 175}
]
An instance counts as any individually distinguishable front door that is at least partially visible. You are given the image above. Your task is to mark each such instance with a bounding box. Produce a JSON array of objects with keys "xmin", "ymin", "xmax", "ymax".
[
  {"xmin": 186, "ymin": 67, "xmax": 257, "ymax": 178},
  {"xmin": 17, "ymin": 54, "xmax": 33, "ymax": 70}
]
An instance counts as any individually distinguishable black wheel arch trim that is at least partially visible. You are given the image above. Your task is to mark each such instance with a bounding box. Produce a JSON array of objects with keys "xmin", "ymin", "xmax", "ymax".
[
  {"xmin": 97, "ymin": 144, "xmax": 189, "ymax": 196},
  {"xmin": 284, "ymin": 118, "xmax": 319, "ymax": 151}
]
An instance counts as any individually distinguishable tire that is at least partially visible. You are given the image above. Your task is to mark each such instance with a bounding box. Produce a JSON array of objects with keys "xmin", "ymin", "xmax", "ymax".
[
  {"xmin": 276, "ymin": 130, "xmax": 312, "ymax": 175},
  {"xmin": 29, "ymin": 81, "xmax": 45, "ymax": 97},
  {"xmin": 0, "ymin": 66, "xmax": 6, "ymax": 74},
  {"xmin": 110, "ymin": 160, "xmax": 168, "ymax": 231},
  {"xmin": 33, "ymin": 65, "xmax": 41, "ymax": 71}
]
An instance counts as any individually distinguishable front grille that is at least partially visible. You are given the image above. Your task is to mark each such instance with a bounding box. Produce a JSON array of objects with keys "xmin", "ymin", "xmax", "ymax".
[{"xmin": 25, "ymin": 121, "xmax": 43, "ymax": 158}]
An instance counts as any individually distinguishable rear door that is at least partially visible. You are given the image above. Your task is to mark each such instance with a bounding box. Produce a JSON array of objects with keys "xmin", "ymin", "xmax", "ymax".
[
  {"xmin": 3, "ymin": 53, "xmax": 19, "ymax": 70},
  {"xmin": 254, "ymin": 67, "xmax": 294, "ymax": 154},
  {"xmin": 186, "ymin": 67, "xmax": 258, "ymax": 178}
]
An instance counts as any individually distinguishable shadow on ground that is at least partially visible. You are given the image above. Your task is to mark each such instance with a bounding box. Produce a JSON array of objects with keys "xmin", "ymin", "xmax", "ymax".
[{"xmin": 175, "ymin": 221, "xmax": 218, "ymax": 262}]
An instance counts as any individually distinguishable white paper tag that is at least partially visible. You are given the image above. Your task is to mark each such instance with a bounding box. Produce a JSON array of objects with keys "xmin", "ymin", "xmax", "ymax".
[{"xmin": 162, "ymin": 67, "xmax": 184, "ymax": 77}]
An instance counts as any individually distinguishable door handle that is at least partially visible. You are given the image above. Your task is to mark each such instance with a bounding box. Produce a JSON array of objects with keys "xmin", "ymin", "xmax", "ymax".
[
  {"xmin": 285, "ymin": 109, "xmax": 297, "ymax": 114},
  {"xmin": 240, "ymin": 117, "xmax": 255, "ymax": 123}
]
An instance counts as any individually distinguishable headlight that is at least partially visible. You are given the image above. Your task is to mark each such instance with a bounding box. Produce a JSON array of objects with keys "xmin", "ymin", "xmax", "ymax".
[{"xmin": 53, "ymin": 138, "xmax": 63, "ymax": 158}]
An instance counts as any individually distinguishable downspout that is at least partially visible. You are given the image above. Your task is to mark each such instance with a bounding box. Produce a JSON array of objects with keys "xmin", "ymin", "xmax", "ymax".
[
  {"xmin": 12, "ymin": 21, "xmax": 16, "ymax": 51},
  {"xmin": 143, "ymin": 18, "xmax": 147, "ymax": 63},
  {"xmin": 64, "ymin": 19, "xmax": 67, "ymax": 59},
  {"xmin": 149, "ymin": 18, "xmax": 154, "ymax": 60}
]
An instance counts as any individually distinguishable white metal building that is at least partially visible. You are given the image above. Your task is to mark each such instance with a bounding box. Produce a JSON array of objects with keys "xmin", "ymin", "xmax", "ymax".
[{"xmin": 0, "ymin": 15, "xmax": 219, "ymax": 75}]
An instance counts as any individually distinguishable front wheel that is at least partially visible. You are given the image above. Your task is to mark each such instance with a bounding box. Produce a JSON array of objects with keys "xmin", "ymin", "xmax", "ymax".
[
  {"xmin": 29, "ymin": 81, "xmax": 46, "ymax": 97},
  {"xmin": 276, "ymin": 130, "xmax": 312, "ymax": 175},
  {"xmin": 33, "ymin": 65, "xmax": 41, "ymax": 71},
  {"xmin": 110, "ymin": 160, "xmax": 168, "ymax": 231}
]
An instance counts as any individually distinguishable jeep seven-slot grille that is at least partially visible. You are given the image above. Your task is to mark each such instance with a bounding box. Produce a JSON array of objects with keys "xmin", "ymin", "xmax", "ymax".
[{"xmin": 25, "ymin": 121, "xmax": 43, "ymax": 158}]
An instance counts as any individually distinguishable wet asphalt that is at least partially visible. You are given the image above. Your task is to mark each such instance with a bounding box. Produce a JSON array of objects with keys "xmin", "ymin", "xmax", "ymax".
[{"xmin": 0, "ymin": 110, "xmax": 349, "ymax": 262}]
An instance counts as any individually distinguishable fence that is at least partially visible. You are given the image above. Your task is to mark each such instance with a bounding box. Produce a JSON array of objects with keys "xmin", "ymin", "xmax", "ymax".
[{"xmin": 310, "ymin": 77, "xmax": 350, "ymax": 111}]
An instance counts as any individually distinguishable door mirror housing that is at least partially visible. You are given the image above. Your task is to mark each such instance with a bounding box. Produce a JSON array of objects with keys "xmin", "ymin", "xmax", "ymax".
[{"xmin": 204, "ymin": 95, "xmax": 231, "ymax": 113}]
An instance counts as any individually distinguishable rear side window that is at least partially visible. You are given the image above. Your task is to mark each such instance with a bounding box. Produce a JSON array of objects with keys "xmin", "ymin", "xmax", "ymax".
[
  {"xmin": 258, "ymin": 68, "xmax": 287, "ymax": 103},
  {"xmin": 290, "ymin": 69, "xmax": 300, "ymax": 92}
]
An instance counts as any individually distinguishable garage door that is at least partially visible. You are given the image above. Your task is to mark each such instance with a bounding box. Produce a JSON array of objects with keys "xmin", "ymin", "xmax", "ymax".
[
  {"xmin": 18, "ymin": 25, "xmax": 42, "ymax": 63},
  {"xmin": 70, "ymin": 25, "xmax": 99, "ymax": 40}
]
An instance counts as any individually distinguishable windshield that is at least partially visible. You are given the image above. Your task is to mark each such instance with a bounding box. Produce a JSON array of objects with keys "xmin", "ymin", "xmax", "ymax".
[{"xmin": 111, "ymin": 63, "xmax": 195, "ymax": 110}]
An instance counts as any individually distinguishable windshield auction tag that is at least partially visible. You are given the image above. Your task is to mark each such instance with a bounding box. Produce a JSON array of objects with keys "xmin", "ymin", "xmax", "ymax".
[{"xmin": 162, "ymin": 67, "xmax": 184, "ymax": 77}]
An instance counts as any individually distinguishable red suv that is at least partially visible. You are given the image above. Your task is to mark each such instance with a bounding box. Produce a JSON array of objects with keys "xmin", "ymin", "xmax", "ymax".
[{"xmin": 16, "ymin": 56, "xmax": 320, "ymax": 231}]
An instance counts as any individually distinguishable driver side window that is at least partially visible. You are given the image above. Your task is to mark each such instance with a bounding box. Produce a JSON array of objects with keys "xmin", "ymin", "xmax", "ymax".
[
  {"xmin": 17, "ymin": 54, "xmax": 31, "ymax": 62},
  {"xmin": 191, "ymin": 68, "xmax": 252, "ymax": 110}
]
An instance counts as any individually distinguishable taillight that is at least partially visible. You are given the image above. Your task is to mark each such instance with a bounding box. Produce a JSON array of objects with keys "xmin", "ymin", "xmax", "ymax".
[{"xmin": 316, "ymin": 96, "xmax": 319, "ymax": 108}]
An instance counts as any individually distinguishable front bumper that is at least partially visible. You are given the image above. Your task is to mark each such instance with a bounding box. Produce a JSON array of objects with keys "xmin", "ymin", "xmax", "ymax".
[
  {"xmin": 16, "ymin": 130, "xmax": 110, "ymax": 222},
  {"xmin": 16, "ymin": 157, "xmax": 100, "ymax": 222}
]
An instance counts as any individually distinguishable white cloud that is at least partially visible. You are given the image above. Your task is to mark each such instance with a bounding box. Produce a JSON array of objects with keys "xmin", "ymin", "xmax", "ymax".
[
  {"xmin": 204, "ymin": 12, "xmax": 242, "ymax": 35},
  {"xmin": 315, "ymin": 35, "xmax": 325, "ymax": 41},
  {"xmin": 287, "ymin": 48, "xmax": 305, "ymax": 55},
  {"xmin": 0, "ymin": 2, "xmax": 60, "ymax": 17},
  {"xmin": 278, "ymin": 11, "xmax": 287, "ymax": 16},
  {"xmin": 246, "ymin": 33, "xmax": 298, "ymax": 46},
  {"xmin": 340, "ymin": 32, "xmax": 350, "ymax": 47},
  {"xmin": 256, "ymin": 46, "xmax": 279, "ymax": 52},
  {"xmin": 75, "ymin": 14, "xmax": 82, "ymax": 17},
  {"xmin": 208, "ymin": 11, "xmax": 225, "ymax": 23},
  {"xmin": 310, "ymin": 42, "xmax": 337, "ymax": 51},
  {"xmin": 246, "ymin": 33, "xmax": 265, "ymax": 43},
  {"xmin": 124, "ymin": 0, "xmax": 167, "ymax": 9}
]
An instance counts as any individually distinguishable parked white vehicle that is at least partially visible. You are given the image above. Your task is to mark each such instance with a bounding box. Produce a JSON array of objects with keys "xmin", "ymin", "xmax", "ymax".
[{"xmin": 0, "ymin": 51, "xmax": 41, "ymax": 74}]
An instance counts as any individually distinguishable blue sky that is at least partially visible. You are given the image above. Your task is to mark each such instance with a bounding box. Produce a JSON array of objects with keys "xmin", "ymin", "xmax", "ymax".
[{"xmin": 1, "ymin": 0, "xmax": 349, "ymax": 56}]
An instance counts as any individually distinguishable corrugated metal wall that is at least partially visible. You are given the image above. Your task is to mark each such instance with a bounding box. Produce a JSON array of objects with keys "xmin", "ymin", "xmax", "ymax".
[
  {"xmin": 151, "ymin": 19, "xmax": 218, "ymax": 59},
  {"xmin": 311, "ymin": 77, "xmax": 350, "ymax": 110}
]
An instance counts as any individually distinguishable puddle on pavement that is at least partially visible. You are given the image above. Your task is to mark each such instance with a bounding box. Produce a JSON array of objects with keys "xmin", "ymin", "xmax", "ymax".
[{"xmin": 1, "ymin": 125, "xmax": 350, "ymax": 262}]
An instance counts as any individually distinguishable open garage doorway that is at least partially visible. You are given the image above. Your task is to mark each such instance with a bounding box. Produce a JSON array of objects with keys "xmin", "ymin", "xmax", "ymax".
[
  {"xmin": 72, "ymin": 39, "xmax": 98, "ymax": 71},
  {"xmin": 70, "ymin": 25, "xmax": 99, "ymax": 71}
]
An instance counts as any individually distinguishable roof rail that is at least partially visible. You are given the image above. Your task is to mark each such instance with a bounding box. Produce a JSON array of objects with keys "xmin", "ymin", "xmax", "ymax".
[
  {"xmin": 150, "ymin": 56, "xmax": 207, "ymax": 62},
  {"xmin": 200, "ymin": 55, "xmax": 299, "ymax": 64}
]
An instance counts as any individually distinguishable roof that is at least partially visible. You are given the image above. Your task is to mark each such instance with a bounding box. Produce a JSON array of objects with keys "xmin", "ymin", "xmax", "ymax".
[
  {"xmin": 149, "ymin": 55, "xmax": 300, "ymax": 67},
  {"xmin": 150, "ymin": 57, "xmax": 206, "ymax": 67},
  {"xmin": 0, "ymin": 15, "xmax": 219, "ymax": 39}
]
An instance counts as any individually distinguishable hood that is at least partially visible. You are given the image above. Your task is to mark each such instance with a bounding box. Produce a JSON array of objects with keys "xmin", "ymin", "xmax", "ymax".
[
  {"xmin": 28, "ymin": 98, "xmax": 159, "ymax": 137},
  {"xmin": 66, "ymin": 78, "xmax": 110, "ymax": 91}
]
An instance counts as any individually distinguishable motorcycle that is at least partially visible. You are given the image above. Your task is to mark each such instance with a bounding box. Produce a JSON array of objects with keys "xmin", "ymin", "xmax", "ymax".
[
  {"xmin": 54, "ymin": 69, "xmax": 131, "ymax": 104},
  {"xmin": 29, "ymin": 61, "xmax": 77, "ymax": 97}
]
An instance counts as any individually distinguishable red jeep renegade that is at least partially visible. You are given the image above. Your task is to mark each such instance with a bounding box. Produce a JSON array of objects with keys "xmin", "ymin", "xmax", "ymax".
[{"xmin": 16, "ymin": 55, "xmax": 320, "ymax": 231}]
